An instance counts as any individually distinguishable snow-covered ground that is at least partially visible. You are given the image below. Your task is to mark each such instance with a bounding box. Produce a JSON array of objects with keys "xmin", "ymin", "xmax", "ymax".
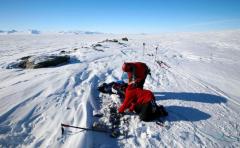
[{"xmin": 0, "ymin": 31, "xmax": 240, "ymax": 147}]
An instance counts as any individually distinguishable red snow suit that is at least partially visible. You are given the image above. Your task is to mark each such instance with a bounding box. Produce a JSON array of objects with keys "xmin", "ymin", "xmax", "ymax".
[
  {"xmin": 122, "ymin": 62, "xmax": 150, "ymax": 88},
  {"xmin": 118, "ymin": 85, "xmax": 154, "ymax": 113}
]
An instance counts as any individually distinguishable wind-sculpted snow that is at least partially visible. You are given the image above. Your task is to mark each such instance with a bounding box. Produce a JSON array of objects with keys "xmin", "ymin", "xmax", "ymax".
[{"xmin": 0, "ymin": 31, "xmax": 240, "ymax": 147}]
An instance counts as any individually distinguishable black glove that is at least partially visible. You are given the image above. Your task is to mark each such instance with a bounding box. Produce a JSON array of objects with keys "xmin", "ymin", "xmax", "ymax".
[
  {"xmin": 118, "ymin": 112, "xmax": 124, "ymax": 118},
  {"xmin": 147, "ymin": 68, "xmax": 151, "ymax": 76}
]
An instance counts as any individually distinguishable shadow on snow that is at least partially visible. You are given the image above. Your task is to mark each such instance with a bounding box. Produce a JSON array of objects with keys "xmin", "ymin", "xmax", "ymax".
[
  {"xmin": 165, "ymin": 105, "xmax": 211, "ymax": 122},
  {"xmin": 154, "ymin": 92, "xmax": 227, "ymax": 104},
  {"xmin": 153, "ymin": 92, "xmax": 227, "ymax": 122}
]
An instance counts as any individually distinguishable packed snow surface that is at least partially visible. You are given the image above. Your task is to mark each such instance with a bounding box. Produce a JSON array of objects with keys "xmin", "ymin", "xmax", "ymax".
[{"xmin": 0, "ymin": 31, "xmax": 240, "ymax": 147}]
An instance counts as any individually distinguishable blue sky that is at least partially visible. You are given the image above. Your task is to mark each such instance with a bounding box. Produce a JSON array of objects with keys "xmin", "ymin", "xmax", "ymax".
[{"xmin": 0, "ymin": 0, "xmax": 240, "ymax": 33}]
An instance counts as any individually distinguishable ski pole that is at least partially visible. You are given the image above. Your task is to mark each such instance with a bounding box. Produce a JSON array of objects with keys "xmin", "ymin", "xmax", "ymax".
[
  {"xmin": 61, "ymin": 123, "xmax": 109, "ymax": 135},
  {"xmin": 143, "ymin": 42, "xmax": 145, "ymax": 56}
]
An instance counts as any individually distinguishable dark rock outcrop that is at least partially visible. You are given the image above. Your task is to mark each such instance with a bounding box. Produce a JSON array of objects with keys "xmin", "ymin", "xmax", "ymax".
[
  {"xmin": 73, "ymin": 48, "xmax": 78, "ymax": 51},
  {"xmin": 60, "ymin": 50, "xmax": 66, "ymax": 54},
  {"xmin": 91, "ymin": 44, "xmax": 105, "ymax": 52},
  {"xmin": 30, "ymin": 30, "xmax": 41, "ymax": 34},
  {"xmin": 92, "ymin": 44, "xmax": 103, "ymax": 48},
  {"xmin": 7, "ymin": 30, "xmax": 17, "ymax": 34},
  {"xmin": 99, "ymin": 39, "xmax": 118, "ymax": 43},
  {"xmin": 122, "ymin": 37, "xmax": 128, "ymax": 41},
  {"xmin": 111, "ymin": 39, "xmax": 118, "ymax": 42},
  {"xmin": 7, "ymin": 55, "xmax": 70, "ymax": 69}
]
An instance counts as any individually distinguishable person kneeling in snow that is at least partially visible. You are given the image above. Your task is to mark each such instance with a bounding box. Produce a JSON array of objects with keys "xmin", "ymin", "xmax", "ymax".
[{"xmin": 118, "ymin": 85, "xmax": 168, "ymax": 121}]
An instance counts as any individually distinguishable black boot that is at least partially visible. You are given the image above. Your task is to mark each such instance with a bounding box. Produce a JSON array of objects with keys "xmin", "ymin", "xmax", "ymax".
[{"xmin": 157, "ymin": 105, "xmax": 168, "ymax": 117}]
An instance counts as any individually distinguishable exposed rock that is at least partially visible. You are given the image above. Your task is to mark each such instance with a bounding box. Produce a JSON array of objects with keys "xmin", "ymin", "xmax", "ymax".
[
  {"xmin": 30, "ymin": 30, "xmax": 41, "ymax": 34},
  {"xmin": 99, "ymin": 39, "xmax": 118, "ymax": 43},
  {"xmin": 7, "ymin": 30, "xmax": 17, "ymax": 34},
  {"xmin": 122, "ymin": 37, "xmax": 128, "ymax": 41},
  {"xmin": 84, "ymin": 31, "xmax": 102, "ymax": 34},
  {"xmin": 18, "ymin": 60, "xmax": 28, "ymax": 69},
  {"xmin": 82, "ymin": 46, "xmax": 90, "ymax": 49},
  {"xmin": 147, "ymin": 53, "xmax": 154, "ymax": 56},
  {"xmin": 58, "ymin": 31, "xmax": 102, "ymax": 35},
  {"xmin": 93, "ymin": 48, "xmax": 104, "ymax": 52},
  {"xmin": 97, "ymin": 39, "xmax": 127, "ymax": 47},
  {"xmin": 92, "ymin": 44, "xmax": 102, "ymax": 48},
  {"xmin": 73, "ymin": 48, "xmax": 78, "ymax": 51},
  {"xmin": 27, "ymin": 55, "xmax": 70, "ymax": 68},
  {"xmin": 91, "ymin": 44, "xmax": 105, "ymax": 52},
  {"xmin": 111, "ymin": 39, "xmax": 118, "ymax": 42},
  {"xmin": 20, "ymin": 56, "xmax": 32, "ymax": 60},
  {"xmin": 7, "ymin": 55, "xmax": 70, "ymax": 69},
  {"xmin": 60, "ymin": 50, "xmax": 72, "ymax": 54},
  {"xmin": 105, "ymin": 39, "xmax": 118, "ymax": 43},
  {"xmin": 118, "ymin": 42, "xmax": 125, "ymax": 45}
]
